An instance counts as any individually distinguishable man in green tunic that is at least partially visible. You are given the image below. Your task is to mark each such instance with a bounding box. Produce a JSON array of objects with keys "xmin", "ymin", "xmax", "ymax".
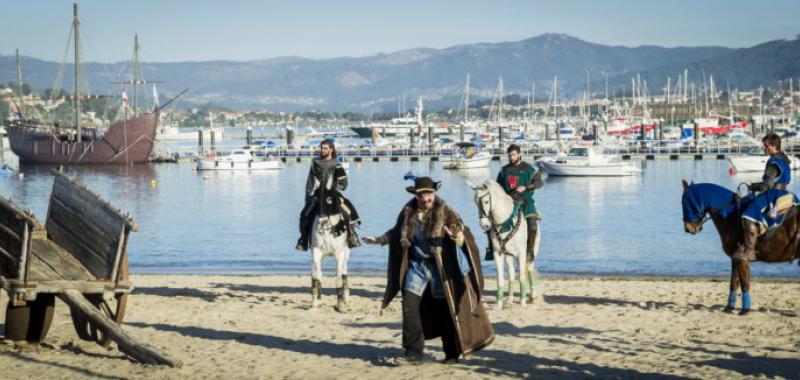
[{"xmin": 492, "ymin": 144, "xmax": 543, "ymax": 262}]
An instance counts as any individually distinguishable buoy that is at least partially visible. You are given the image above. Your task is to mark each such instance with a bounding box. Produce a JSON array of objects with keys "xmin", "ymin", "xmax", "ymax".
[
  {"xmin": 150, "ymin": 179, "xmax": 157, "ymax": 188},
  {"xmin": 729, "ymin": 167, "xmax": 736, "ymax": 176}
]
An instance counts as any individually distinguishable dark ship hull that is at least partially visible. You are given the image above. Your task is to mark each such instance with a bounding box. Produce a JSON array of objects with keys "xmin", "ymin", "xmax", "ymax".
[{"xmin": 5, "ymin": 111, "xmax": 158, "ymax": 164}]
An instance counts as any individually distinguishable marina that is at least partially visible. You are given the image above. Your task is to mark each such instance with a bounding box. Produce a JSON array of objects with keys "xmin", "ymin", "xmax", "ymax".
[
  {"xmin": 0, "ymin": 157, "xmax": 797, "ymax": 278},
  {"xmin": 1, "ymin": 1, "xmax": 799, "ymax": 378}
]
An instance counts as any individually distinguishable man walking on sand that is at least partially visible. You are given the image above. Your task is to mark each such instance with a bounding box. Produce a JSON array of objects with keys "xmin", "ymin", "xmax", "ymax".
[{"xmin": 362, "ymin": 175, "xmax": 493, "ymax": 365}]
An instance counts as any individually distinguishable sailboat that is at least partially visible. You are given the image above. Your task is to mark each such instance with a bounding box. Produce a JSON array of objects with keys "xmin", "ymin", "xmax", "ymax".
[{"xmin": 4, "ymin": 3, "xmax": 159, "ymax": 164}]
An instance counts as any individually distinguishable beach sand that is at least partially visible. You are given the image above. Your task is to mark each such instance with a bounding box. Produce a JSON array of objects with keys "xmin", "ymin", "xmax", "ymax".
[{"xmin": 1, "ymin": 274, "xmax": 799, "ymax": 379}]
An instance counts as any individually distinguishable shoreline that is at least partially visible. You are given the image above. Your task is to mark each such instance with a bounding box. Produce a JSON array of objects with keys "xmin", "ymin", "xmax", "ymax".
[
  {"xmin": 1, "ymin": 275, "xmax": 798, "ymax": 378},
  {"xmin": 128, "ymin": 271, "xmax": 800, "ymax": 283}
]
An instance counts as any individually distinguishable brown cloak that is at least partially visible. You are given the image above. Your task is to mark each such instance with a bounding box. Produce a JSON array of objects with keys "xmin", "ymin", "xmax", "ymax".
[{"xmin": 381, "ymin": 197, "xmax": 494, "ymax": 356}]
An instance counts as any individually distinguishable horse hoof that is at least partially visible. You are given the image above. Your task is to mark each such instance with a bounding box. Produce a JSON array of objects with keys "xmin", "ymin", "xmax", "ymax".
[
  {"xmin": 738, "ymin": 309, "xmax": 750, "ymax": 316},
  {"xmin": 723, "ymin": 306, "xmax": 735, "ymax": 314},
  {"xmin": 335, "ymin": 303, "xmax": 348, "ymax": 313}
]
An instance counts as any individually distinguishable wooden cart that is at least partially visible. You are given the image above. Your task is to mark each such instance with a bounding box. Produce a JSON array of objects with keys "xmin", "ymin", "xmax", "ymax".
[{"xmin": 0, "ymin": 171, "xmax": 179, "ymax": 367}]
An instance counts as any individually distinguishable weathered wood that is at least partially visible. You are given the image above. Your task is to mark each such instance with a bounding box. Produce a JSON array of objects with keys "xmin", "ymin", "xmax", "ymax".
[
  {"xmin": 50, "ymin": 174, "xmax": 135, "ymax": 233},
  {"xmin": 1, "ymin": 279, "xmax": 132, "ymax": 295},
  {"xmin": 59, "ymin": 290, "xmax": 182, "ymax": 368},
  {"xmin": 46, "ymin": 198, "xmax": 118, "ymax": 278},
  {"xmin": 29, "ymin": 237, "xmax": 94, "ymax": 281}
]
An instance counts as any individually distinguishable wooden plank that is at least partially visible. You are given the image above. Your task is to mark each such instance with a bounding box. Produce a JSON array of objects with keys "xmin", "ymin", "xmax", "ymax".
[
  {"xmin": 51, "ymin": 175, "xmax": 135, "ymax": 232},
  {"xmin": 0, "ymin": 194, "xmax": 40, "ymax": 228},
  {"xmin": 29, "ymin": 238, "xmax": 94, "ymax": 281},
  {"xmin": 50, "ymin": 179, "xmax": 126, "ymax": 239},
  {"xmin": 51, "ymin": 172, "xmax": 136, "ymax": 229},
  {"xmin": 59, "ymin": 290, "xmax": 182, "ymax": 368},
  {"xmin": 47, "ymin": 197, "xmax": 120, "ymax": 257},
  {"xmin": 45, "ymin": 219, "xmax": 114, "ymax": 279},
  {"xmin": 0, "ymin": 220, "xmax": 22, "ymax": 242}
]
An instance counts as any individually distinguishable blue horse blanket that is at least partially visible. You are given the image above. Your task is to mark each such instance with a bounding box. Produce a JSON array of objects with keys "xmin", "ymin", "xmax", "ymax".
[{"xmin": 740, "ymin": 189, "xmax": 800, "ymax": 235}]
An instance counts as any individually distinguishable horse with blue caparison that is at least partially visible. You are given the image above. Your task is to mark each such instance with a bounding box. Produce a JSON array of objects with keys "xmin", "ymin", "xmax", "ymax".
[{"xmin": 681, "ymin": 180, "xmax": 800, "ymax": 315}]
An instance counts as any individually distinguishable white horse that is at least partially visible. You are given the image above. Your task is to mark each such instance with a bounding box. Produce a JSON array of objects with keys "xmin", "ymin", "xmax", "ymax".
[
  {"xmin": 473, "ymin": 180, "xmax": 541, "ymax": 310},
  {"xmin": 310, "ymin": 212, "xmax": 351, "ymax": 312}
]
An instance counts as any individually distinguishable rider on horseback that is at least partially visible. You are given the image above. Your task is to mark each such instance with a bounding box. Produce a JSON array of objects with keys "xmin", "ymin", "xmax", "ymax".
[
  {"xmin": 735, "ymin": 132, "xmax": 792, "ymax": 261},
  {"xmin": 296, "ymin": 139, "xmax": 361, "ymax": 251},
  {"xmin": 489, "ymin": 144, "xmax": 543, "ymax": 261}
]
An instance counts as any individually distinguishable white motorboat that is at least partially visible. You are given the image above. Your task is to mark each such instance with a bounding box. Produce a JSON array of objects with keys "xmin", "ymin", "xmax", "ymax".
[
  {"xmin": 538, "ymin": 146, "xmax": 641, "ymax": 177},
  {"xmin": 441, "ymin": 142, "xmax": 493, "ymax": 169},
  {"xmin": 157, "ymin": 125, "xmax": 225, "ymax": 141},
  {"xmin": 728, "ymin": 146, "xmax": 800, "ymax": 173},
  {"xmin": 196, "ymin": 149, "xmax": 284, "ymax": 170}
]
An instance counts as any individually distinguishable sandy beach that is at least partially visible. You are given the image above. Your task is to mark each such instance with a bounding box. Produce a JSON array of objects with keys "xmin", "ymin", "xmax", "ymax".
[{"xmin": 1, "ymin": 274, "xmax": 799, "ymax": 379}]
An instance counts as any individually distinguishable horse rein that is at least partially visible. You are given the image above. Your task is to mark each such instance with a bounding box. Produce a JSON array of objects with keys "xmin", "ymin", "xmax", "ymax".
[{"xmin": 478, "ymin": 189, "xmax": 522, "ymax": 257}]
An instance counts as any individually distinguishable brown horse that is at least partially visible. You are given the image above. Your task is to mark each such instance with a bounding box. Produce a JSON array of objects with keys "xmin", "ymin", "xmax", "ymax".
[{"xmin": 681, "ymin": 180, "xmax": 800, "ymax": 315}]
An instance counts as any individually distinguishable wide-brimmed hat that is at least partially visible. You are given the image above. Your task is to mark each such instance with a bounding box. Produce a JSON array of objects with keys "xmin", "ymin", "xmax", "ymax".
[{"xmin": 406, "ymin": 176, "xmax": 441, "ymax": 194}]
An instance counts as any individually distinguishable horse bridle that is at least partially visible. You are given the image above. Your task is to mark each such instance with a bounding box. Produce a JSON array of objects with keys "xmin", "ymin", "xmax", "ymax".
[
  {"xmin": 477, "ymin": 188, "xmax": 523, "ymax": 256},
  {"xmin": 477, "ymin": 190, "xmax": 492, "ymax": 226}
]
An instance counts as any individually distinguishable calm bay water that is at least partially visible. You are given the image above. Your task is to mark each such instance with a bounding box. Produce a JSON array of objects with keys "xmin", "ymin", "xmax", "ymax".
[{"xmin": 1, "ymin": 153, "xmax": 798, "ymax": 278}]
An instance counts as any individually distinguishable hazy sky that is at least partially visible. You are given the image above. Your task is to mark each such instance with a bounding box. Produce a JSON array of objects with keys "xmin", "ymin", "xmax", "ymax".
[{"xmin": 2, "ymin": 0, "xmax": 798, "ymax": 63}]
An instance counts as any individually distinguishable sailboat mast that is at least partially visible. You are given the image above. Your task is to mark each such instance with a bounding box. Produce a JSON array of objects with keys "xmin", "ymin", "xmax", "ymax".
[
  {"xmin": 16, "ymin": 49, "xmax": 22, "ymax": 96},
  {"xmin": 464, "ymin": 73, "xmax": 470, "ymax": 122},
  {"xmin": 133, "ymin": 34, "xmax": 140, "ymax": 116},
  {"xmin": 74, "ymin": 1, "xmax": 82, "ymax": 142}
]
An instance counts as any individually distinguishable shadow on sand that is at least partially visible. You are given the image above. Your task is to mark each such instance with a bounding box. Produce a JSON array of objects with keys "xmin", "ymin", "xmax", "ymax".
[
  {"xmin": 127, "ymin": 322, "xmax": 399, "ymax": 367},
  {"xmin": 697, "ymin": 352, "xmax": 800, "ymax": 379}
]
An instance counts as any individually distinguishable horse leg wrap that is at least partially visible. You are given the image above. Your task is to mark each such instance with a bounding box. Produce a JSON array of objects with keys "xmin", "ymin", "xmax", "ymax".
[
  {"xmin": 727, "ymin": 291, "xmax": 737, "ymax": 309},
  {"xmin": 341, "ymin": 275, "xmax": 350, "ymax": 303},
  {"xmin": 496, "ymin": 280, "xmax": 505, "ymax": 307},
  {"xmin": 312, "ymin": 279, "xmax": 322, "ymax": 300},
  {"xmin": 520, "ymin": 279, "xmax": 528, "ymax": 303},
  {"xmin": 742, "ymin": 292, "xmax": 751, "ymax": 310}
]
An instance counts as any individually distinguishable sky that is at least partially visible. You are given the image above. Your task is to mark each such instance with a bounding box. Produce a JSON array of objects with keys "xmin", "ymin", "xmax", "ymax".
[{"xmin": 1, "ymin": 0, "xmax": 799, "ymax": 63}]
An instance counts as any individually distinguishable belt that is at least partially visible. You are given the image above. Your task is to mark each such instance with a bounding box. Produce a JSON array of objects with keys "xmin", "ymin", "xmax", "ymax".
[{"xmin": 774, "ymin": 184, "xmax": 788, "ymax": 190}]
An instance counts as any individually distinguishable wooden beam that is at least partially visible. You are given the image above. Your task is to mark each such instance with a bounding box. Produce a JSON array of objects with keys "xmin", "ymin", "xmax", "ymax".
[{"xmin": 58, "ymin": 290, "xmax": 182, "ymax": 368}]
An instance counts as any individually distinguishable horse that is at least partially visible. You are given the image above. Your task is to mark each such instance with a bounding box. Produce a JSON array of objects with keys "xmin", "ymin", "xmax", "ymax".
[
  {"xmin": 310, "ymin": 212, "xmax": 351, "ymax": 312},
  {"xmin": 681, "ymin": 180, "xmax": 800, "ymax": 315},
  {"xmin": 472, "ymin": 180, "xmax": 542, "ymax": 310}
]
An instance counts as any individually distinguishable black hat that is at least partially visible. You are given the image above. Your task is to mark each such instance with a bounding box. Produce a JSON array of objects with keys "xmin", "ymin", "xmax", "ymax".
[{"xmin": 406, "ymin": 176, "xmax": 441, "ymax": 194}]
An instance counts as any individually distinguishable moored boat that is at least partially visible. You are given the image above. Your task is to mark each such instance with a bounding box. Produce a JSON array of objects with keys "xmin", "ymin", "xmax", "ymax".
[
  {"xmin": 729, "ymin": 146, "xmax": 800, "ymax": 173},
  {"xmin": 196, "ymin": 149, "xmax": 284, "ymax": 171},
  {"xmin": 4, "ymin": 4, "xmax": 158, "ymax": 165},
  {"xmin": 538, "ymin": 146, "xmax": 640, "ymax": 177},
  {"xmin": 441, "ymin": 142, "xmax": 493, "ymax": 169}
]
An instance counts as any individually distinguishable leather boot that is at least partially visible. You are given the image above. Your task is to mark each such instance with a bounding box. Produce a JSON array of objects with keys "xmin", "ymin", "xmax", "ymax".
[
  {"xmin": 526, "ymin": 217, "xmax": 538, "ymax": 263},
  {"xmin": 296, "ymin": 216, "xmax": 311, "ymax": 251},
  {"xmin": 347, "ymin": 224, "xmax": 361, "ymax": 248},
  {"xmin": 733, "ymin": 222, "xmax": 758, "ymax": 261},
  {"xmin": 484, "ymin": 232, "xmax": 494, "ymax": 261}
]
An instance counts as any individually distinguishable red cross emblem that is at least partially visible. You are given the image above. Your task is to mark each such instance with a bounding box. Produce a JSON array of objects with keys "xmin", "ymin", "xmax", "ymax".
[{"xmin": 508, "ymin": 176, "xmax": 519, "ymax": 189}]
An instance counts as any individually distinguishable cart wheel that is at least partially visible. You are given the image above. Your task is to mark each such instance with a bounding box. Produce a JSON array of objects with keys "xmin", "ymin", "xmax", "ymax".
[
  {"xmin": 3, "ymin": 295, "xmax": 54, "ymax": 343},
  {"xmin": 70, "ymin": 294, "xmax": 125, "ymax": 348},
  {"xmin": 4, "ymin": 299, "xmax": 31, "ymax": 342},
  {"xmin": 27, "ymin": 294, "xmax": 55, "ymax": 342}
]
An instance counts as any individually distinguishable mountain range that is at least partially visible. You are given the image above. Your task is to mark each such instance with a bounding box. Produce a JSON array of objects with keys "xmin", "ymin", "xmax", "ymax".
[{"xmin": 1, "ymin": 33, "xmax": 798, "ymax": 112}]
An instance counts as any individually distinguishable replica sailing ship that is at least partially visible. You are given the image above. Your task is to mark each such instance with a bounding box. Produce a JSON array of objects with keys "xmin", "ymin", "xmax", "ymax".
[{"xmin": 4, "ymin": 3, "xmax": 158, "ymax": 164}]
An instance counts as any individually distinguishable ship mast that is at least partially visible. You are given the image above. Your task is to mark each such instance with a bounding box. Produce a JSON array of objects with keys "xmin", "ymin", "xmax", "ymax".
[
  {"xmin": 133, "ymin": 34, "xmax": 140, "ymax": 116},
  {"xmin": 15, "ymin": 49, "xmax": 22, "ymax": 118},
  {"xmin": 73, "ymin": 1, "xmax": 82, "ymax": 141}
]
